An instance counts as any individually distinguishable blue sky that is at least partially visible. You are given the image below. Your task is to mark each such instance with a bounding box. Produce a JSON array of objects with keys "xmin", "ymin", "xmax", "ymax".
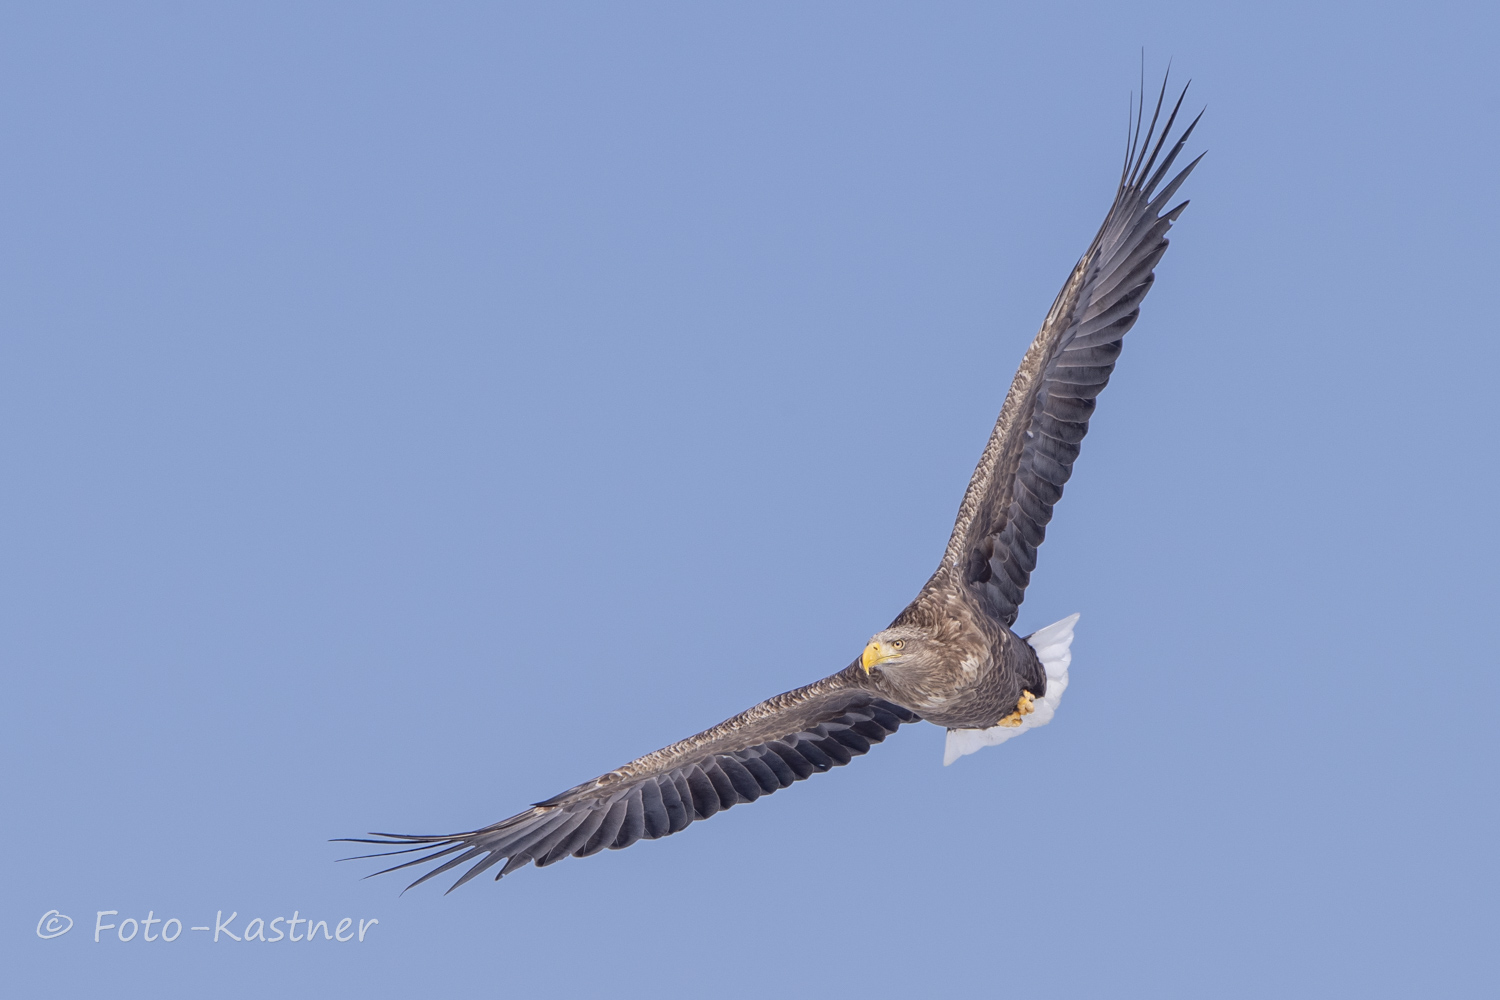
[{"xmin": 4, "ymin": 2, "xmax": 1497, "ymax": 997}]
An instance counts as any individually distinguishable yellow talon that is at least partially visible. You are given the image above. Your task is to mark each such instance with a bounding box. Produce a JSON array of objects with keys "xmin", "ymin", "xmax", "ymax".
[{"xmin": 996, "ymin": 690, "xmax": 1036, "ymax": 728}]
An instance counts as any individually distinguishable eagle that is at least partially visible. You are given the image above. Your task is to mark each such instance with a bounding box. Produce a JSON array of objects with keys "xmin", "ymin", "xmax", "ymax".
[{"xmin": 343, "ymin": 78, "xmax": 1202, "ymax": 893}]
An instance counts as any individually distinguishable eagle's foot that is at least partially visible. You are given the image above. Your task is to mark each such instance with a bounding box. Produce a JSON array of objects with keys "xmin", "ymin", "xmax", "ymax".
[{"xmin": 995, "ymin": 690, "xmax": 1036, "ymax": 728}]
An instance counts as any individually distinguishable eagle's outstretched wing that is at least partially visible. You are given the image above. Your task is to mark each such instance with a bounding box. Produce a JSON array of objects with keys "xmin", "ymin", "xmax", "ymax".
[
  {"xmin": 929, "ymin": 78, "xmax": 1202, "ymax": 627},
  {"xmin": 340, "ymin": 664, "xmax": 919, "ymax": 893}
]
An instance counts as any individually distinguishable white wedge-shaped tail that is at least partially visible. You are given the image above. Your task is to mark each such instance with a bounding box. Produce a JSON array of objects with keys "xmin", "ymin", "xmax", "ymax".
[{"xmin": 942, "ymin": 613, "xmax": 1078, "ymax": 765}]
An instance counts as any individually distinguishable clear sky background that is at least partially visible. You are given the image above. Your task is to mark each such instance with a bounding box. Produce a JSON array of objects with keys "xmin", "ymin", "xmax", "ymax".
[{"xmin": 3, "ymin": 3, "xmax": 1497, "ymax": 998}]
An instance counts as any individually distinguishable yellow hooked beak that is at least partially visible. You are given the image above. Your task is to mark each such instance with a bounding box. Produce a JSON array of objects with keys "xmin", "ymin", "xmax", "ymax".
[{"xmin": 861, "ymin": 640, "xmax": 900, "ymax": 674}]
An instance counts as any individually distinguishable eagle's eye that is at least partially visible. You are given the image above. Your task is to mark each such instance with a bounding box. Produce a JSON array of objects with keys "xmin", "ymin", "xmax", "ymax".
[{"xmin": 892, "ymin": 639, "xmax": 905, "ymax": 650}]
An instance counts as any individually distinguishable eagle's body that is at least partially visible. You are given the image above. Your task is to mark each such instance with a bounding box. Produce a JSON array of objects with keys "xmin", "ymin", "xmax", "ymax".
[
  {"xmin": 873, "ymin": 586, "xmax": 1043, "ymax": 729},
  {"xmin": 345, "ymin": 80, "xmax": 1202, "ymax": 893}
]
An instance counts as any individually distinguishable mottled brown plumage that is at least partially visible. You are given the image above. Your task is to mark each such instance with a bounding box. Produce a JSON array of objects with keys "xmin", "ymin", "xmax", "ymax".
[{"xmin": 341, "ymin": 78, "xmax": 1201, "ymax": 893}]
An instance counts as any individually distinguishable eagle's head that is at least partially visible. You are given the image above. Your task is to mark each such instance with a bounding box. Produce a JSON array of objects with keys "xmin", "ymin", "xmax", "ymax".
[{"xmin": 859, "ymin": 624, "xmax": 939, "ymax": 677}]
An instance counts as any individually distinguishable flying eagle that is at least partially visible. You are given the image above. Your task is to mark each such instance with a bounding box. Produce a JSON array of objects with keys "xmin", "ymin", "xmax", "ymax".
[{"xmin": 344, "ymin": 79, "xmax": 1202, "ymax": 893}]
